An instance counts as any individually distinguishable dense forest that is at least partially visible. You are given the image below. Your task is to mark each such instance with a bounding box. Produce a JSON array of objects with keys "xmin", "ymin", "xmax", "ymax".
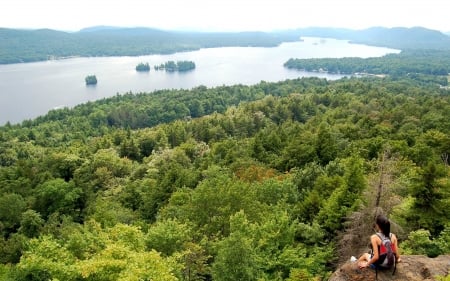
[
  {"xmin": 284, "ymin": 50, "xmax": 450, "ymax": 86},
  {"xmin": 154, "ymin": 61, "xmax": 196, "ymax": 72},
  {"xmin": 135, "ymin": 63, "xmax": 150, "ymax": 72},
  {"xmin": 1, "ymin": 76, "xmax": 449, "ymax": 280},
  {"xmin": 1, "ymin": 26, "xmax": 450, "ymax": 64},
  {"xmin": 0, "ymin": 27, "xmax": 300, "ymax": 64}
]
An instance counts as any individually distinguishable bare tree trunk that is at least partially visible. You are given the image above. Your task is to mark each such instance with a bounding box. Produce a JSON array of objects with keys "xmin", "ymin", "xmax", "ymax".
[
  {"xmin": 375, "ymin": 151, "xmax": 386, "ymax": 209},
  {"xmin": 441, "ymin": 153, "xmax": 448, "ymax": 167}
]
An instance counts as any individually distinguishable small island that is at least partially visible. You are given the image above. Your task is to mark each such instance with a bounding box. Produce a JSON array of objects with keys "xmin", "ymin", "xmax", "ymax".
[
  {"xmin": 85, "ymin": 75, "xmax": 97, "ymax": 85},
  {"xmin": 154, "ymin": 60, "xmax": 196, "ymax": 72},
  {"xmin": 135, "ymin": 62, "xmax": 150, "ymax": 72}
]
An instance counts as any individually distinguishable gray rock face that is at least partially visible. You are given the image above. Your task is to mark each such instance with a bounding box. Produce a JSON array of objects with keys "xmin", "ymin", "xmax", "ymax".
[{"xmin": 328, "ymin": 255, "xmax": 450, "ymax": 281}]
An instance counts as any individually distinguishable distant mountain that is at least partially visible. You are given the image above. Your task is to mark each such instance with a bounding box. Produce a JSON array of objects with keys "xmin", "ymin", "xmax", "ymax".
[
  {"xmin": 78, "ymin": 26, "xmax": 122, "ymax": 32},
  {"xmin": 0, "ymin": 27, "xmax": 299, "ymax": 64},
  {"xmin": 351, "ymin": 26, "xmax": 450, "ymax": 50},
  {"xmin": 291, "ymin": 26, "xmax": 450, "ymax": 50},
  {"xmin": 1, "ymin": 26, "xmax": 450, "ymax": 64}
]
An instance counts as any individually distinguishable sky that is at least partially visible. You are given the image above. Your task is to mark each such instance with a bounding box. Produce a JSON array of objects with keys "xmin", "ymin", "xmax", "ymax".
[{"xmin": 0, "ymin": 0, "xmax": 448, "ymax": 32}]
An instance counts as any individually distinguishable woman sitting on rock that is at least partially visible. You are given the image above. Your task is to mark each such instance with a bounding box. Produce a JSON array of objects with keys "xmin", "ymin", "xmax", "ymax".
[{"xmin": 357, "ymin": 214, "xmax": 401, "ymax": 269}]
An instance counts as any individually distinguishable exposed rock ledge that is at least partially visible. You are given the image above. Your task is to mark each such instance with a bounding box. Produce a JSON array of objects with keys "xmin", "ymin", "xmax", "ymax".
[{"xmin": 329, "ymin": 255, "xmax": 450, "ymax": 281}]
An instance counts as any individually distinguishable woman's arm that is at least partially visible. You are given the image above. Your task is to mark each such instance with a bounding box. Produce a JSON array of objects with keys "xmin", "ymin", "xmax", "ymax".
[
  {"xmin": 360, "ymin": 235, "xmax": 379, "ymax": 268},
  {"xmin": 367, "ymin": 235, "xmax": 380, "ymax": 266}
]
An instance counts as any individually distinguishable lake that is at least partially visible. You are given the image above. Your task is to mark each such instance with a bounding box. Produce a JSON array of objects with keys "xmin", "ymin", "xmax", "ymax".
[{"xmin": 0, "ymin": 37, "xmax": 399, "ymax": 125}]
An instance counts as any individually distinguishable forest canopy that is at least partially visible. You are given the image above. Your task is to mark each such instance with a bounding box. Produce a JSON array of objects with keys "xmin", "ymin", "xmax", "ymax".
[
  {"xmin": 135, "ymin": 62, "xmax": 150, "ymax": 72},
  {"xmin": 154, "ymin": 60, "xmax": 196, "ymax": 72},
  {"xmin": 0, "ymin": 76, "xmax": 449, "ymax": 280},
  {"xmin": 284, "ymin": 49, "xmax": 450, "ymax": 86}
]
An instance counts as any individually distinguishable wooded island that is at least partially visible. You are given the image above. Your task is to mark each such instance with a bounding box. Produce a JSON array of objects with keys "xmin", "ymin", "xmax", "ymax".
[
  {"xmin": 154, "ymin": 60, "xmax": 196, "ymax": 72},
  {"xmin": 84, "ymin": 75, "xmax": 97, "ymax": 85},
  {"xmin": 135, "ymin": 62, "xmax": 150, "ymax": 72}
]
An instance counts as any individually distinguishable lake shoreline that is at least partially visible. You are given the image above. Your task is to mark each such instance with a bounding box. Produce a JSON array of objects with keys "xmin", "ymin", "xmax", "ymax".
[{"xmin": 0, "ymin": 38, "xmax": 399, "ymax": 125}]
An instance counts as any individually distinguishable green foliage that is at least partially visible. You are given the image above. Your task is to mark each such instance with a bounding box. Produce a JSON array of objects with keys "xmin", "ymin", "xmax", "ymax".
[
  {"xmin": 34, "ymin": 178, "xmax": 83, "ymax": 219},
  {"xmin": 19, "ymin": 210, "xmax": 44, "ymax": 238},
  {"xmin": 0, "ymin": 233, "xmax": 27, "ymax": 264},
  {"xmin": 212, "ymin": 222, "xmax": 258, "ymax": 281},
  {"xmin": 286, "ymin": 268, "xmax": 321, "ymax": 281},
  {"xmin": 316, "ymin": 122, "xmax": 338, "ymax": 165},
  {"xmin": 284, "ymin": 50, "xmax": 450, "ymax": 83},
  {"xmin": 175, "ymin": 242, "xmax": 211, "ymax": 281},
  {"xmin": 437, "ymin": 275, "xmax": 450, "ymax": 281},
  {"xmin": 88, "ymin": 198, "xmax": 137, "ymax": 227},
  {"xmin": 15, "ymin": 235, "xmax": 78, "ymax": 280},
  {"xmin": 315, "ymin": 157, "xmax": 366, "ymax": 235},
  {"xmin": 1, "ymin": 76, "xmax": 449, "ymax": 280},
  {"xmin": 0, "ymin": 27, "xmax": 300, "ymax": 64},
  {"xmin": 11, "ymin": 223, "xmax": 179, "ymax": 281},
  {"xmin": 135, "ymin": 62, "xmax": 150, "ymax": 72},
  {"xmin": 0, "ymin": 264, "xmax": 14, "ymax": 281},
  {"xmin": 0, "ymin": 193, "xmax": 26, "ymax": 233},
  {"xmin": 162, "ymin": 167, "xmax": 264, "ymax": 237},
  {"xmin": 85, "ymin": 75, "xmax": 97, "ymax": 85},
  {"xmin": 401, "ymin": 229, "xmax": 442, "ymax": 257},
  {"xmin": 146, "ymin": 219, "xmax": 192, "ymax": 256},
  {"xmin": 155, "ymin": 60, "xmax": 196, "ymax": 72},
  {"xmin": 406, "ymin": 162, "xmax": 449, "ymax": 236},
  {"xmin": 436, "ymin": 225, "xmax": 450, "ymax": 254}
]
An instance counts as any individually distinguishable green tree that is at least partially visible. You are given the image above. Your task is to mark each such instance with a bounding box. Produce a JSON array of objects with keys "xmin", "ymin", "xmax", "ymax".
[
  {"xmin": 88, "ymin": 198, "xmax": 137, "ymax": 227},
  {"xmin": 145, "ymin": 219, "xmax": 192, "ymax": 256},
  {"xmin": 136, "ymin": 62, "xmax": 150, "ymax": 72},
  {"xmin": 279, "ymin": 131, "xmax": 317, "ymax": 170},
  {"xmin": 13, "ymin": 235, "xmax": 78, "ymax": 281},
  {"xmin": 176, "ymin": 242, "xmax": 211, "ymax": 281},
  {"xmin": 0, "ymin": 193, "xmax": 27, "ymax": 235},
  {"xmin": 175, "ymin": 167, "xmax": 261, "ymax": 237},
  {"xmin": 45, "ymin": 152, "xmax": 83, "ymax": 181},
  {"xmin": 0, "ymin": 233, "xmax": 27, "ymax": 264},
  {"xmin": 408, "ymin": 162, "xmax": 449, "ymax": 236},
  {"xmin": 401, "ymin": 229, "xmax": 443, "ymax": 257},
  {"xmin": 34, "ymin": 178, "xmax": 83, "ymax": 219},
  {"xmin": 13, "ymin": 224, "xmax": 180, "ymax": 281},
  {"xmin": 315, "ymin": 157, "xmax": 366, "ymax": 235},
  {"xmin": 316, "ymin": 122, "xmax": 338, "ymax": 165},
  {"xmin": 119, "ymin": 137, "xmax": 141, "ymax": 161},
  {"xmin": 18, "ymin": 210, "xmax": 44, "ymax": 238},
  {"xmin": 212, "ymin": 212, "xmax": 258, "ymax": 281},
  {"xmin": 85, "ymin": 75, "xmax": 97, "ymax": 85}
]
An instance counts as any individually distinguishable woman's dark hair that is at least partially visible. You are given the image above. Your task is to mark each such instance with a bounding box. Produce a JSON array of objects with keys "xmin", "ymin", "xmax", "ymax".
[{"xmin": 376, "ymin": 214, "xmax": 391, "ymax": 237}]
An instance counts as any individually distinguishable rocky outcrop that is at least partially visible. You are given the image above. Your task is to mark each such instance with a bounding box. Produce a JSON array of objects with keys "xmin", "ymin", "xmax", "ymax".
[{"xmin": 329, "ymin": 255, "xmax": 450, "ymax": 281}]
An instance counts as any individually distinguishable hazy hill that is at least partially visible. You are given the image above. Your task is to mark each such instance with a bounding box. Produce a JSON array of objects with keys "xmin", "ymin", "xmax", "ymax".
[
  {"xmin": 78, "ymin": 25, "xmax": 123, "ymax": 32},
  {"xmin": 351, "ymin": 26, "xmax": 450, "ymax": 50},
  {"xmin": 1, "ymin": 26, "xmax": 450, "ymax": 64},
  {"xmin": 0, "ymin": 27, "xmax": 299, "ymax": 64},
  {"xmin": 292, "ymin": 26, "xmax": 450, "ymax": 50}
]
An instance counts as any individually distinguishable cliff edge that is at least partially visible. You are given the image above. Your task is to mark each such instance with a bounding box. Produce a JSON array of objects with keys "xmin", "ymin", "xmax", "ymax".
[{"xmin": 329, "ymin": 255, "xmax": 450, "ymax": 281}]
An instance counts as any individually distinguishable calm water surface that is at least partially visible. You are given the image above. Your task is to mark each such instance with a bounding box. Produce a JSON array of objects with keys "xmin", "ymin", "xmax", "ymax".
[{"xmin": 0, "ymin": 37, "xmax": 399, "ymax": 125}]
